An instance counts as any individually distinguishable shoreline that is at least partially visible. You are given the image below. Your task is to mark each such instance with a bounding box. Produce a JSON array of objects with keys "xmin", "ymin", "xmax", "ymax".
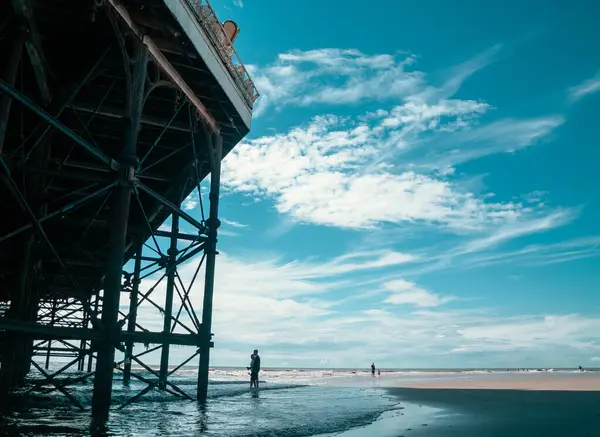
[
  {"xmin": 391, "ymin": 371, "xmax": 600, "ymax": 391},
  {"xmin": 380, "ymin": 373, "xmax": 600, "ymax": 436},
  {"xmin": 385, "ymin": 387, "xmax": 600, "ymax": 436},
  {"xmin": 322, "ymin": 372, "xmax": 600, "ymax": 437}
]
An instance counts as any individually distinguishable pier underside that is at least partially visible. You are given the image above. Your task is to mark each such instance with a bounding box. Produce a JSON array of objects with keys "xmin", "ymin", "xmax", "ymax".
[{"xmin": 0, "ymin": 0, "xmax": 255, "ymax": 425}]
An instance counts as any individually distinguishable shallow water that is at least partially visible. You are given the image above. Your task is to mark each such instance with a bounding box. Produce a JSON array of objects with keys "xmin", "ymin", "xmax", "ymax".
[
  {"xmin": 1, "ymin": 366, "xmax": 592, "ymax": 436},
  {"xmin": 1, "ymin": 367, "xmax": 406, "ymax": 436}
]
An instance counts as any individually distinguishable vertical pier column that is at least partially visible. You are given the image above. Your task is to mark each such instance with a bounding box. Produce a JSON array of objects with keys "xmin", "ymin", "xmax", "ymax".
[
  {"xmin": 0, "ymin": 28, "xmax": 24, "ymax": 153},
  {"xmin": 0, "ymin": 30, "xmax": 25, "ymax": 406},
  {"xmin": 159, "ymin": 215, "xmax": 179, "ymax": 388},
  {"xmin": 123, "ymin": 240, "xmax": 142, "ymax": 384},
  {"xmin": 45, "ymin": 300, "xmax": 57, "ymax": 369},
  {"xmin": 78, "ymin": 298, "xmax": 91, "ymax": 372},
  {"xmin": 91, "ymin": 43, "xmax": 147, "ymax": 424},
  {"xmin": 87, "ymin": 296, "xmax": 100, "ymax": 374},
  {"xmin": 197, "ymin": 133, "xmax": 223, "ymax": 401}
]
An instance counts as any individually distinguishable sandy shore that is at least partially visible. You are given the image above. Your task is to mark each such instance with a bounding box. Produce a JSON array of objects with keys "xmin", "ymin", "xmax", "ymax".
[
  {"xmin": 395, "ymin": 372, "xmax": 600, "ymax": 390},
  {"xmin": 380, "ymin": 374, "xmax": 600, "ymax": 436}
]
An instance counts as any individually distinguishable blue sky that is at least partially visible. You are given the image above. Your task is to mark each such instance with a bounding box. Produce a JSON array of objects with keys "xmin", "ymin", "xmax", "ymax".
[{"xmin": 133, "ymin": 0, "xmax": 600, "ymax": 369}]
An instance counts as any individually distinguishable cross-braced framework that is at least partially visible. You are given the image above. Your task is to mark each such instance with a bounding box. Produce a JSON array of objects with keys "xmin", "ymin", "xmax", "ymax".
[{"xmin": 0, "ymin": 0, "xmax": 256, "ymax": 426}]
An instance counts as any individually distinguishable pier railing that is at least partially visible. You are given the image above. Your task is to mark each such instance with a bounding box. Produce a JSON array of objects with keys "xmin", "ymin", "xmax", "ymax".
[{"xmin": 186, "ymin": 0, "xmax": 260, "ymax": 109}]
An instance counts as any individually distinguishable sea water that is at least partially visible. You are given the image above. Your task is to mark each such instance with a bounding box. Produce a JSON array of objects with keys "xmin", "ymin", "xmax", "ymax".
[{"xmin": 0, "ymin": 366, "xmax": 588, "ymax": 436}]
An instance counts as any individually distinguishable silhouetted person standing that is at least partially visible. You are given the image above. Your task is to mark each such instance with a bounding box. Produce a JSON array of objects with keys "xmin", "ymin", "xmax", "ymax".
[
  {"xmin": 371, "ymin": 363, "xmax": 375, "ymax": 376},
  {"xmin": 251, "ymin": 349, "xmax": 261, "ymax": 388}
]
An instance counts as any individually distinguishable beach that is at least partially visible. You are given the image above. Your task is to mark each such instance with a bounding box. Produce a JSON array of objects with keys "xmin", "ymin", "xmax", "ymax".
[
  {"xmin": 2, "ymin": 367, "xmax": 600, "ymax": 436},
  {"xmin": 397, "ymin": 370, "xmax": 600, "ymax": 390},
  {"xmin": 387, "ymin": 387, "xmax": 600, "ymax": 437},
  {"xmin": 327, "ymin": 371, "xmax": 600, "ymax": 437}
]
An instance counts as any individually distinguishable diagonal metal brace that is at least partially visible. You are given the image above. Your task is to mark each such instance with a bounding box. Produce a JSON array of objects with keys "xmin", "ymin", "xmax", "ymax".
[
  {"xmin": 0, "ymin": 79, "xmax": 112, "ymax": 167},
  {"xmin": 135, "ymin": 181, "xmax": 205, "ymax": 231},
  {"xmin": 0, "ymin": 182, "xmax": 117, "ymax": 244}
]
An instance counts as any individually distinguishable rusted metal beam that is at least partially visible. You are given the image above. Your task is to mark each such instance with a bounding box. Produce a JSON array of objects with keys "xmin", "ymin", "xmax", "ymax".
[{"xmin": 106, "ymin": 0, "xmax": 219, "ymax": 133}]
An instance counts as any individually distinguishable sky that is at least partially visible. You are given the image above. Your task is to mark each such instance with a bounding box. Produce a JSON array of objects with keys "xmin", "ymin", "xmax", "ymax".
[{"xmin": 129, "ymin": 0, "xmax": 600, "ymax": 370}]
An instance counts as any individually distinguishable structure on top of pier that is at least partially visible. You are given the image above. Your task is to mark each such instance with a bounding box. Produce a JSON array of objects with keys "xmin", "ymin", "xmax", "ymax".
[{"xmin": 0, "ymin": 0, "xmax": 258, "ymax": 426}]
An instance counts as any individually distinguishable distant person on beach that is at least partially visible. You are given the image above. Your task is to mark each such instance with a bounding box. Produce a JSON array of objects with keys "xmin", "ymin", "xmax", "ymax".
[
  {"xmin": 371, "ymin": 363, "xmax": 375, "ymax": 376},
  {"xmin": 251, "ymin": 349, "xmax": 261, "ymax": 388},
  {"xmin": 377, "ymin": 369, "xmax": 381, "ymax": 377}
]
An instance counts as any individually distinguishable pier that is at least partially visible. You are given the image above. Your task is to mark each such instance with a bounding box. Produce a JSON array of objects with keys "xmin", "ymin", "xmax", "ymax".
[{"xmin": 0, "ymin": 0, "xmax": 258, "ymax": 424}]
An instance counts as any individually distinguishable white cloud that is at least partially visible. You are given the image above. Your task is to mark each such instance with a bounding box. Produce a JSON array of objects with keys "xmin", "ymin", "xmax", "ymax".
[
  {"xmin": 568, "ymin": 71, "xmax": 600, "ymax": 102},
  {"xmin": 459, "ymin": 208, "xmax": 577, "ymax": 254},
  {"xmin": 296, "ymin": 250, "xmax": 417, "ymax": 278},
  {"xmin": 121, "ymin": 46, "xmax": 596, "ymax": 369},
  {"xmin": 128, "ymin": 244, "xmax": 600, "ymax": 367},
  {"xmin": 402, "ymin": 116, "xmax": 564, "ymax": 171},
  {"xmin": 183, "ymin": 192, "xmax": 199, "ymax": 210},
  {"xmin": 250, "ymin": 48, "xmax": 424, "ymax": 115},
  {"xmin": 383, "ymin": 280, "xmax": 454, "ymax": 307},
  {"xmin": 591, "ymin": 357, "xmax": 600, "ymax": 362},
  {"xmin": 457, "ymin": 314, "xmax": 600, "ymax": 352},
  {"xmin": 230, "ymin": 47, "xmax": 565, "ymax": 234},
  {"xmin": 415, "ymin": 44, "xmax": 502, "ymax": 103},
  {"xmin": 232, "ymin": 0, "xmax": 243, "ymax": 7},
  {"xmin": 251, "ymin": 46, "xmax": 501, "ymax": 117},
  {"xmin": 221, "ymin": 218, "xmax": 248, "ymax": 228},
  {"xmin": 453, "ymin": 234, "xmax": 600, "ymax": 270},
  {"xmin": 223, "ymin": 111, "xmax": 563, "ymax": 231},
  {"xmin": 218, "ymin": 229, "xmax": 239, "ymax": 237},
  {"xmin": 157, "ymin": 220, "xmax": 172, "ymax": 232}
]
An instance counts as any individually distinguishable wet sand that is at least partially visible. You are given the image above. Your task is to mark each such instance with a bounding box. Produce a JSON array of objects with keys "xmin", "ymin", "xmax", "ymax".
[
  {"xmin": 396, "ymin": 372, "xmax": 600, "ymax": 391},
  {"xmin": 385, "ymin": 374, "xmax": 600, "ymax": 437}
]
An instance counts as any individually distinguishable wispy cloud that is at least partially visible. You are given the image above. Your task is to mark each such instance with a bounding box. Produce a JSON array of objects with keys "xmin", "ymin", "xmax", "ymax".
[
  {"xmin": 402, "ymin": 116, "xmax": 564, "ymax": 171},
  {"xmin": 251, "ymin": 46, "xmax": 502, "ymax": 117},
  {"xmin": 131, "ymin": 249, "xmax": 600, "ymax": 367},
  {"xmin": 383, "ymin": 279, "xmax": 454, "ymax": 307},
  {"xmin": 457, "ymin": 314, "xmax": 600, "ymax": 353},
  {"xmin": 232, "ymin": 0, "xmax": 243, "ymax": 7},
  {"xmin": 459, "ymin": 208, "xmax": 577, "ymax": 254},
  {"xmin": 568, "ymin": 71, "xmax": 600, "ymax": 102},
  {"xmin": 125, "ymin": 45, "xmax": 598, "ymax": 369},
  {"xmin": 225, "ymin": 46, "xmax": 566, "ymax": 234},
  {"xmin": 183, "ymin": 192, "xmax": 199, "ymax": 210},
  {"xmin": 219, "ymin": 229, "xmax": 240, "ymax": 237},
  {"xmin": 249, "ymin": 48, "xmax": 424, "ymax": 116},
  {"xmin": 458, "ymin": 235, "xmax": 600, "ymax": 269},
  {"xmin": 223, "ymin": 110, "xmax": 563, "ymax": 231},
  {"xmin": 416, "ymin": 44, "xmax": 502, "ymax": 102},
  {"xmin": 221, "ymin": 218, "xmax": 248, "ymax": 228}
]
